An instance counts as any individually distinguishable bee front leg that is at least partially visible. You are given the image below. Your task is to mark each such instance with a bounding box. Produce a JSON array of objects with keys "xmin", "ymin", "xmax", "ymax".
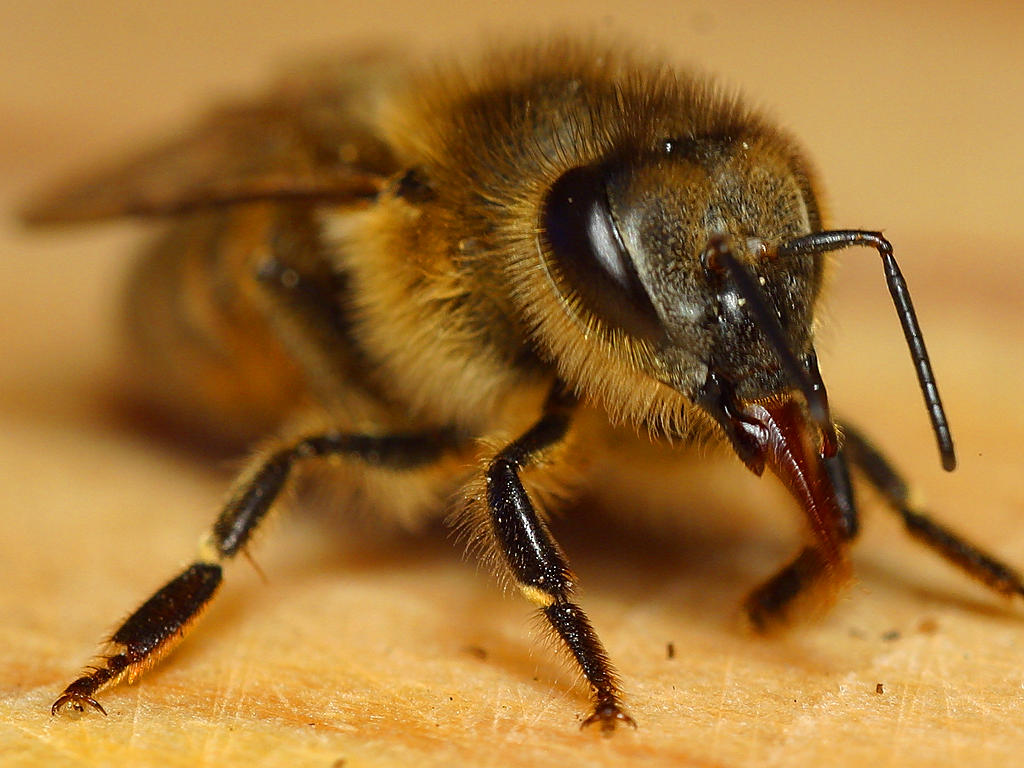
[
  {"xmin": 840, "ymin": 422, "xmax": 1024, "ymax": 599},
  {"xmin": 475, "ymin": 382, "xmax": 634, "ymax": 733},
  {"xmin": 51, "ymin": 429, "xmax": 455, "ymax": 717}
]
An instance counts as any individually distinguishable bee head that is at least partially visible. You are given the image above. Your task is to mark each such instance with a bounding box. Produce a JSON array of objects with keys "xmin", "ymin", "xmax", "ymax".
[
  {"xmin": 538, "ymin": 135, "xmax": 953, "ymax": 472},
  {"xmin": 541, "ymin": 135, "xmax": 820, "ymax": 402}
]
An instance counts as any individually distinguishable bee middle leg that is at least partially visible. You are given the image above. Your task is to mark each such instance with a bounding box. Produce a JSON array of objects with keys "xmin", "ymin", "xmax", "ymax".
[
  {"xmin": 745, "ymin": 448, "xmax": 859, "ymax": 631},
  {"xmin": 474, "ymin": 381, "xmax": 634, "ymax": 732},
  {"xmin": 51, "ymin": 428, "xmax": 455, "ymax": 717}
]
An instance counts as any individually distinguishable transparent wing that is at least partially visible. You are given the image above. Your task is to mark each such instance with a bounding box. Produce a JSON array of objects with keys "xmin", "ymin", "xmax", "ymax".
[{"xmin": 21, "ymin": 60, "xmax": 399, "ymax": 224}]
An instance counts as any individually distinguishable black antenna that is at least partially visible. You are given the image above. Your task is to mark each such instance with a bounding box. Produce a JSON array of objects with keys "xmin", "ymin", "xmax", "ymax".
[
  {"xmin": 776, "ymin": 230, "xmax": 956, "ymax": 471},
  {"xmin": 704, "ymin": 236, "xmax": 838, "ymax": 457}
]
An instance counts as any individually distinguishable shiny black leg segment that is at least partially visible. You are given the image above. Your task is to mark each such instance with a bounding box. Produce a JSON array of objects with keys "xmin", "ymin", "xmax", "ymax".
[
  {"xmin": 51, "ymin": 427, "xmax": 456, "ymax": 717},
  {"xmin": 215, "ymin": 430, "xmax": 455, "ymax": 556},
  {"xmin": 486, "ymin": 385, "xmax": 575, "ymax": 594},
  {"xmin": 485, "ymin": 382, "xmax": 634, "ymax": 731},
  {"xmin": 841, "ymin": 422, "xmax": 1024, "ymax": 598},
  {"xmin": 826, "ymin": 448, "xmax": 859, "ymax": 541}
]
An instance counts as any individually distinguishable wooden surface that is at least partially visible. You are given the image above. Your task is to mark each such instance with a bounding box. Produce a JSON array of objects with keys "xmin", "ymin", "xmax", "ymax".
[{"xmin": 2, "ymin": 2, "xmax": 1023, "ymax": 767}]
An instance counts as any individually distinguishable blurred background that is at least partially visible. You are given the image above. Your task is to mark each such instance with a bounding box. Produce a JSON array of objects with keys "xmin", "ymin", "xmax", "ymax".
[{"xmin": 1, "ymin": 2, "xmax": 1022, "ymax": 767}]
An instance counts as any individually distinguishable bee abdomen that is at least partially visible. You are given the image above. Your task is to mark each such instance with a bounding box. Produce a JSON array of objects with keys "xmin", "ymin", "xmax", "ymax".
[{"xmin": 121, "ymin": 205, "xmax": 308, "ymax": 447}]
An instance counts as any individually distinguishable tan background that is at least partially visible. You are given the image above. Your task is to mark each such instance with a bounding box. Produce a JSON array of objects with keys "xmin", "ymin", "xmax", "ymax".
[{"xmin": 2, "ymin": 2, "xmax": 1023, "ymax": 766}]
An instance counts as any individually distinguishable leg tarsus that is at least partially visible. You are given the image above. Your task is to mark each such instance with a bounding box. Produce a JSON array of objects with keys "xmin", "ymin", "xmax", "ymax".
[
  {"xmin": 744, "ymin": 446, "xmax": 858, "ymax": 630},
  {"xmin": 900, "ymin": 509, "xmax": 1024, "ymax": 598},
  {"xmin": 541, "ymin": 599, "xmax": 630, "ymax": 728},
  {"xmin": 744, "ymin": 546, "xmax": 852, "ymax": 631},
  {"xmin": 841, "ymin": 422, "xmax": 1024, "ymax": 600},
  {"xmin": 52, "ymin": 681, "xmax": 108, "ymax": 717},
  {"xmin": 50, "ymin": 562, "xmax": 223, "ymax": 718},
  {"xmin": 580, "ymin": 698, "xmax": 637, "ymax": 733}
]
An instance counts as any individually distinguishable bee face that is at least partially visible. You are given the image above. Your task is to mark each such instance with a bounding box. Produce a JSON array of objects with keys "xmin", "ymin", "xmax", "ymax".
[{"xmin": 540, "ymin": 131, "xmax": 825, "ymax": 414}]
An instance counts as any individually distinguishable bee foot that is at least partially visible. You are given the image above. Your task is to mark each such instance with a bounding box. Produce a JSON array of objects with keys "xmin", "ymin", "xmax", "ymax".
[
  {"xmin": 51, "ymin": 690, "xmax": 107, "ymax": 717},
  {"xmin": 580, "ymin": 701, "xmax": 636, "ymax": 734}
]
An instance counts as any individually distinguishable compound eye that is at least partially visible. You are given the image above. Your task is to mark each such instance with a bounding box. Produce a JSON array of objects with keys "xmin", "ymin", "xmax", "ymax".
[{"xmin": 542, "ymin": 165, "xmax": 663, "ymax": 341}]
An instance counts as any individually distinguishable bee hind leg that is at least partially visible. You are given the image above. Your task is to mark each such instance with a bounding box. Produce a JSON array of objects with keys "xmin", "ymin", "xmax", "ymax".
[
  {"xmin": 51, "ymin": 428, "xmax": 456, "ymax": 716},
  {"xmin": 840, "ymin": 422, "xmax": 1024, "ymax": 599}
]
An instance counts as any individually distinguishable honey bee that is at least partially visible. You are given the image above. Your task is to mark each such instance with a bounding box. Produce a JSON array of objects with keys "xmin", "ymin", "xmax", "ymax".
[{"xmin": 23, "ymin": 38, "xmax": 1024, "ymax": 733}]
